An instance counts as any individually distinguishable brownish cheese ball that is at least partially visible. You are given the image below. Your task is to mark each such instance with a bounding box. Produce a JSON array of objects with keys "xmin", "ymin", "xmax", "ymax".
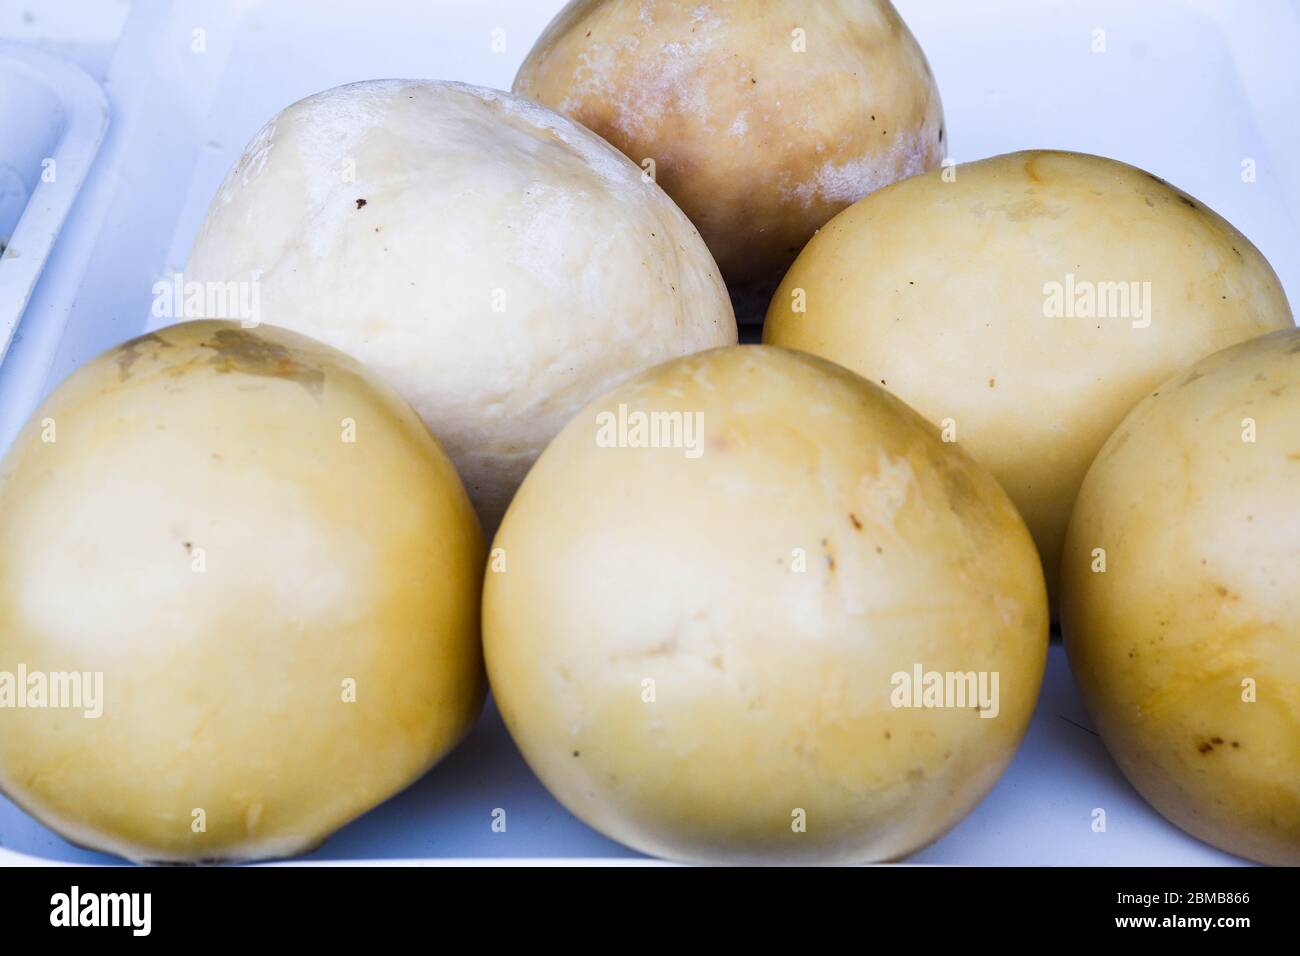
[{"xmin": 514, "ymin": 0, "xmax": 945, "ymax": 290}]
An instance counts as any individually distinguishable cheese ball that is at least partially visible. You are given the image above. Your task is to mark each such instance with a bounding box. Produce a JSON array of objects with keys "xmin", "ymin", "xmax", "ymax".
[
  {"xmin": 484, "ymin": 346, "xmax": 1047, "ymax": 864},
  {"xmin": 186, "ymin": 80, "xmax": 736, "ymax": 532},
  {"xmin": 514, "ymin": 0, "xmax": 945, "ymax": 293},
  {"xmin": 0, "ymin": 321, "xmax": 485, "ymax": 864},
  {"xmin": 1062, "ymin": 328, "xmax": 1300, "ymax": 866},
  {"xmin": 766, "ymin": 150, "xmax": 1293, "ymax": 608}
]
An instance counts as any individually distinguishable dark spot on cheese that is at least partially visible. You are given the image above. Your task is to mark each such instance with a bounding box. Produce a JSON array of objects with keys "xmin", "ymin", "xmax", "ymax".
[
  {"xmin": 355, "ymin": 198, "xmax": 367, "ymax": 209},
  {"xmin": 199, "ymin": 328, "xmax": 325, "ymax": 400},
  {"xmin": 115, "ymin": 331, "xmax": 174, "ymax": 381}
]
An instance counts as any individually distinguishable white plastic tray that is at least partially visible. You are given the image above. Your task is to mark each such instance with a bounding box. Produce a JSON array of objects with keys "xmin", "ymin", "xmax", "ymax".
[
  {"xmin": 1, "ymin": 0, "xmax": 1295, "ymax": 866},
  {"xmin": 0, "ymin": 41, "xmax": 108, "ymax": 362}
]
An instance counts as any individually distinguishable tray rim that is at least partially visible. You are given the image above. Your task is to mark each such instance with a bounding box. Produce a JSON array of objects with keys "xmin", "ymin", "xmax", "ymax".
[{"xmin": 0, "ymin": 41, "xmax": 109, "ymax": 364}]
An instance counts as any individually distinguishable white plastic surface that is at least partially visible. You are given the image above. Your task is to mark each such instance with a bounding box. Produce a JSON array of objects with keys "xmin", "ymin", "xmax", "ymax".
[
  {"xmin": 0, "ymin": 0, "xmax": 1295, "ymax": 866},
  {"xmin": 0, "ymin": 41, "xmax": 108, "ymax": 363}
]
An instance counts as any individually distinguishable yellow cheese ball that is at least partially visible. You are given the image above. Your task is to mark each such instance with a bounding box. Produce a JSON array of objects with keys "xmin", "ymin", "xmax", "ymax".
[
  {"xmin": 766, "ymin": 150, "xmax": 1293, "ymax": 608},
  {"xmin": 514, "ymin": 0, "xmax": 945, "ymax": 289},
  {"xmin": 484, "ymin": 346, "xmax": 1047, "ymax": 864},
  {"xmin": 0, "ymin": 321, "xmax": 485, "ymax": 863},
  {"xmin": 1062, "ymin": 328, "xmax": 1300, "ymax": 866}
]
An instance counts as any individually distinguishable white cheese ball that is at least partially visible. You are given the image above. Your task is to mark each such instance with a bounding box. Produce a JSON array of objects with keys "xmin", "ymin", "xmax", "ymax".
[{"xmin": 187, "ymin": 80, "xmax": 736, "ymax": 531}]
